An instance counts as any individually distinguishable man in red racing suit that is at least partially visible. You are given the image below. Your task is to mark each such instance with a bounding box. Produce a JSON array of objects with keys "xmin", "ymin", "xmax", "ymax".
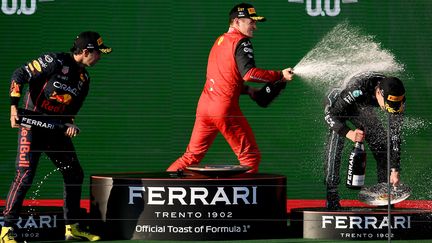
[{"xmin": 167, "ymin": 3, "xmax": 294, "ymax": 173}]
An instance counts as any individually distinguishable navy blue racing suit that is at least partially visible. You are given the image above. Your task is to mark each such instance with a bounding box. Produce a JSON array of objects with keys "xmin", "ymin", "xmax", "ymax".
[{"xmin": 4, "ymin": 52, "xmax": 90, "ymax": 226}]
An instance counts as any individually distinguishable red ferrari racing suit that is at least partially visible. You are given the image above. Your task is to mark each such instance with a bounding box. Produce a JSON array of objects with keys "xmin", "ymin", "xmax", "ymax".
[{"xmin": 167, "ymin": 27, "xmax": 283, "ymax": 173}]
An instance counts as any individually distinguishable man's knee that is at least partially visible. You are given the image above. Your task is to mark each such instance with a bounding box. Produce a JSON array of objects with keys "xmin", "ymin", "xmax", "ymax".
[
  {"xmin": 183, "ymin": 151, "xmax": 206, "ymax": 164},
  {"xmin": 63, "ymin": 166, "xmax": 84, "ymax": 184}
]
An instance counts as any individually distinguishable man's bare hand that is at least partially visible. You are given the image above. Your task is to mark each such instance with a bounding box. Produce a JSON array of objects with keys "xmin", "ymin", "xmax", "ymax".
[
  {"xmin": 282, "ymin": 67, "xmax": 294, "ymax": 82},
  {"xmin": 65, "ymin": 123, "xmax": 80, "ymax": 138},
  {"xmin": 390, "ymin": 170, "xmax": 400, "ymax": 186},
  {"xmin": 10, "ymin": 105, "xmax": 19, "ymax": 128},
  {"xmin": 346, "ymin": 129, "xmax": 365, "ymax": 143}
]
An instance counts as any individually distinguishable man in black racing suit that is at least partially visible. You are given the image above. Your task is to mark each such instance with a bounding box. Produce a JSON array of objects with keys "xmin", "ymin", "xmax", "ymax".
[
  {"xmin": 1, "ymin": 31, "xmax": 111, "ymax": 243},
  {"xmin": 323, "ymin": 72, "xmax": 406, "ymax": 210}
]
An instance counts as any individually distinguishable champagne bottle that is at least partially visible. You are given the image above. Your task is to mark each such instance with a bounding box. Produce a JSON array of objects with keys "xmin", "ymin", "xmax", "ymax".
[{"xmin": 346, "ymin": 142, "xmax": 367, "ymax": 189}]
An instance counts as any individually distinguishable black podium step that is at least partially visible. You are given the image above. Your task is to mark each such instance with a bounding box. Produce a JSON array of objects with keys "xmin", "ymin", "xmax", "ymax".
[
  {"xmin": 89, "ymin": 172, "xmax": 288, "ymax": 240},
  {"xmin": 0, "ymin": 206, "xmax": 64, "ymax": 242},
  {"xmin": 290, "ymin": 207, "xmax": 432, "ymax": 240}
]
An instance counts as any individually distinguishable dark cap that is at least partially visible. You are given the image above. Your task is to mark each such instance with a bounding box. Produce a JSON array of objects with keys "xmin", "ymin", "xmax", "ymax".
[
  {"xmin": 379, "ymin": 77, "xmax": 406, "ymax": 113},
  {"xmin": 71, "ymin": 31, "xmax": 112, "ymax": 54},
  {"xmin": 229, "ymin": 3, "xmax": 266, "ymax": 22}
]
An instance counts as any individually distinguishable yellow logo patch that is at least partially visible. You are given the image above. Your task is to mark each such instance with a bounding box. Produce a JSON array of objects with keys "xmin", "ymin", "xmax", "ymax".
[
  {"xmin": 10, "ymin": 81, "xmax": 21, "ymax": 97},
  {"xmin": 385, "ymin": 103, "xmax": 404, "ymax": 113},
  {"xmin": 217, "ymin": 36, "xmax": 224, "ymax": 46},
  {"xmin": 97, "ymin": 37, "xmax": 104, "ymax": 46},
  {"xmin": 248, "ymin": 8, "xmax": 256, "ymax": 15},
  {"xmin": 32, "ymin": 60, "xmax": 42, "ymax": 72},
  {"xmin": 100, "ymin": 47, "xmax": 112, "ymax": 54}
]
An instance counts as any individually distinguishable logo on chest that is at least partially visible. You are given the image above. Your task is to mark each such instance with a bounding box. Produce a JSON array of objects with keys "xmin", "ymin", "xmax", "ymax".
[
  {"xmin": 49, "ymin": 91, "xmax": 72, "ymax": 105},
  {"xmin": 53, "ymin": 81, "xmax": 78, "ymax": 96}
]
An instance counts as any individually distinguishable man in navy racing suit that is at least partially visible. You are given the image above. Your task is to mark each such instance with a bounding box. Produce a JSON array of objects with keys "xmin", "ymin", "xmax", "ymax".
[
  {"xmin": 323, "ymin": 72, "xmax": 405, "ymax": 210},
  {"xmin": 1, "ymin": 31, "xmax": 111, "ymax": 243}
]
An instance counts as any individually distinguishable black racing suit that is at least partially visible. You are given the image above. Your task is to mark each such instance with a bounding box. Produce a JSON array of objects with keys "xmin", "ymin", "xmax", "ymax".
[
  {"xmin": 323, "ymin": 72, "xmax": 403, "ymax": 190},
  {"xmin": 4, "ymin": 52, "xmax": 90, "ymax": 226}
]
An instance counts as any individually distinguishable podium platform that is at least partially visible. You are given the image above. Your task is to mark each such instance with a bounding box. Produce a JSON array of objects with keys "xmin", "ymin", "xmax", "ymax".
[
  {"xmin": 290, "ymin": 207, "xmax": 432, "ymax": 240},
  {"xmin": 0, "ymin": 206, "xmax": 64, "ymax": 242},
  {"xmin": 89, "ymin": 171, "xmax": 288, "ymax": 240}
]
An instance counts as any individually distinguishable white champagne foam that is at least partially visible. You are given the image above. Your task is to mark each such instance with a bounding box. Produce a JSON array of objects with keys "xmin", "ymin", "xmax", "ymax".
[{"xmin": 294, "ymin": 21, "xmax": 405, "ymax": 92}]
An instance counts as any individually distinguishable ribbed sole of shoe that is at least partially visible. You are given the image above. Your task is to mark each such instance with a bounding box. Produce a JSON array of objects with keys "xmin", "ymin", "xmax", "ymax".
[
  {"xmin": 65, "ymin": 236, "xmax": 83, "ymax": 241},
  {"xmin": 65, "ymin": 236, "xmax": 100, "ymax": 241}
]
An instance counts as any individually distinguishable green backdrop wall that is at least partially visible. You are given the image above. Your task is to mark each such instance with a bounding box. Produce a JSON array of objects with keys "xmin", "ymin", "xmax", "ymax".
[{"xmin": 1, "ymin": 0, "xmax": 431, "ymax": 202}]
